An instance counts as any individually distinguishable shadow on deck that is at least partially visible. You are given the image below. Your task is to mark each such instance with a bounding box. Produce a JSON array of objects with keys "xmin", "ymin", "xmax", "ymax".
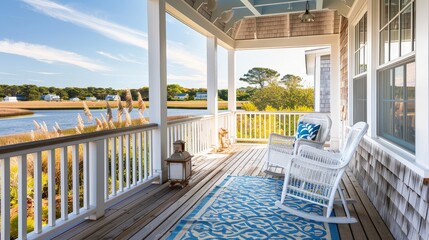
[{"xmin": 53, "ymin": 144, "xmax": 394, "ymax": 240}]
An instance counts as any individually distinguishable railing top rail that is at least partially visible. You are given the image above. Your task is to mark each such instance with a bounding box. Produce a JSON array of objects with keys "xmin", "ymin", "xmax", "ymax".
[
  {"xmin": 0, "ymin": 123, "xmax": 158, "ymax": 157},
  {"xmin": 235, "ymin": 111, "xmax": 310, "ymax": 115},
  {"xmin": 167, "ymin": 114, "xmax": 215, "ymax": 125}
]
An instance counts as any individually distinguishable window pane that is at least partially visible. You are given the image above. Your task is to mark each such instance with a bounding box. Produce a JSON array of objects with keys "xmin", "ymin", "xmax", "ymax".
[
  {"xmin": 380, "ymin": 27, "xmax": 389, "ymax": 64},
  {"xmin": 405, "ymin": 102, "xmax": 415, "ymax": 144},
  {"xmin": 359, "ymin": 19, "xmax": 365, "ymax": 49},
  {"xmin": 401, "ymin": 0, "xmax": 411, "ymax": 8},
  {"xmin": 353, "ymin": 77, "xmax": 367, "ymax": 124},
  {"xmin": 406, "ymin": 62, "xmax": 415, "ymax": 100},
  {"xmin": 394, "ymin": 66, "xmax": 404, "ymax": 100},
  {"xmin": 390, "ymin": 0, "xmax": 400, "ymax": 20},
  {"xmin": 401, "ymin": 5, "xmax": 412, "ymax": 55},
  {"xmin": 390, "ymin": 18, "xmax": 400, "ymax": 60},
  {"xmin": 378, "ymin": 61, "xmax": 415, "ymax": 152},
  {"xmin": 364, "ymin": 13, "xmax": 367, "ymax": 44},
  {"xmin": 380, "ymin": 0, "xmax": 390, "ymax": 28},
  {"xmin": 359, "ymin": 48, "xmax": 366, "ymax": 73}
]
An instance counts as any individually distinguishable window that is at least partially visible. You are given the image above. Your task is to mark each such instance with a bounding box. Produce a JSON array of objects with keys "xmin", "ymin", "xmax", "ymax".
[
  {"xmin": 378, "ymin": 0, "xmax": 415, "ymax": 152},
  {"xmin": 353, "ymin": 13, "xmax": 367, "ymax": 124},
  {"xmin": 379, "ymin": 0, "xmax": 415, "ymax": 65},
  {"xmin": 355, "ymin": 13, "xmax": 367, "ymax": 74},
  {"xmin": 378, "ymin": 62, "xmax": 415, "ymax": 152}
]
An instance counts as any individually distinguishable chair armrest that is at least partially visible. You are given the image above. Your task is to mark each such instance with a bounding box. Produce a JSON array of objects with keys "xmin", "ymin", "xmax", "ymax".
[
  {"xmin": 268, "ymin": 133, "xmax": 294, "ymax": 144},
  {"xmin": 293, "ymin": 145, "xmax": 343, "ymax": 169},
  {"xmin": 293, "ymin": 138, "xmax": 324, "ymax": 154}
]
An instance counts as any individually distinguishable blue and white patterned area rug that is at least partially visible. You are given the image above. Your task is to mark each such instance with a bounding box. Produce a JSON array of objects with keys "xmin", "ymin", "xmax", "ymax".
[{"xmin": 168, "ymin": 176, "xmax": 340, "ymax": 240}]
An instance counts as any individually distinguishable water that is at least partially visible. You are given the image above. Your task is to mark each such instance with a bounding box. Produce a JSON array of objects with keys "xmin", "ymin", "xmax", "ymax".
[{"xmin": 0, "ymin": 108, "xmax": 211, "ymax": 136}]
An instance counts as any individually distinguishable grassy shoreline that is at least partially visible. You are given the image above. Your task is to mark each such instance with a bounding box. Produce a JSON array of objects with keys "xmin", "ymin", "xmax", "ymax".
[
  {"xmin": 0, "ymin": 108, "xmax": 34, "ymax": 118},
  {"xmin": 0, "ymin": 100, "xmax": 243, "ymax": 111}
]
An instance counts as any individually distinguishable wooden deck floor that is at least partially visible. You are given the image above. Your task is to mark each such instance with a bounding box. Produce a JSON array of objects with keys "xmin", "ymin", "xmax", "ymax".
[{"xmin": 53, "ymin": 144, "xmax": 394, "ymax": 240}]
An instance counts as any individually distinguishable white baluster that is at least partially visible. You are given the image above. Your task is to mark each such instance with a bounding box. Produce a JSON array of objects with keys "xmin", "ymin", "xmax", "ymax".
[
  {"xmin": 125, "ymin": 134, "xmax": 130, "ymax": 188},
  {"xmin": 118, "ymin": 136, "xmax": 124, "ymax": 192},
  {"xmin": 83, "ymin": 143, "xmax": 90, "ymax": 209},
  {"xmin": 48, "ymin": 150, "xmax": 56, "ymax": 226},
  {"xmin": 72, "ymin": 145, "xmax": 80, "ymax": 214},
  {"xmin": 138, "ymin": 132, "xmax": 142, "ymax": 183},
  {"xmin": 60, "ymin": 147, "xmax": 68, "ymax": 220},
  {"xmin": 33, "ymin": 152, "xmax": 42, "ymax": 233},
  {"xmin": 1, "ymin": 157, "xmax": 11, "ymax": 240},
  {"xmin": 111, "ymin": 137, "xmax": 117, "ymax": 196},
  {"xmin": 18, "ymin": 154, "xmax": 27, "ymax": 239},
  {"xmin": 132, "ymin": 133, "xmax": 136, "ymax": 185}
]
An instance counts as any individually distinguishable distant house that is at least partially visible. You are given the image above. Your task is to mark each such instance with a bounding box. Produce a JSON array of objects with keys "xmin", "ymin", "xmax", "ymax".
[
  {"xmin": 43, "ymin": 94, "xmax": 60, "ymax": 102},
  {"xmin": 16, "ymin": 94, "xmax": 27, "ymax": 101},
  {"xmin": 105, "ymin": 95, "xmax": 120, "ymax": 101},
  {"xmin": 70, "ymin": 97, "xmax": 80, "ymax": 101},
  {"xmin": 4, "ymin": 96, "xmax": 18, "ymax": 102},
  {"xmin": 195, "ymin": 92, "xmax": 207, "ymax": 100},
  {"xmin": 86, "ymin": 96, "xmax": 97, "ymax": 101},
  {"xmin": 174, "ymin": 93, "xmax": 189, "ymax": 100}
]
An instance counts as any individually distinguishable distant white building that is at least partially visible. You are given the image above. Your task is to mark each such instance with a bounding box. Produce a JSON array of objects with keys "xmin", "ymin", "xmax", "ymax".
[
  {"xmin": 105, "ymin": 95, "xmax": 120, "ymax": 101},
  {"xmin": 174, "ymin": 93, "xmax": 189, "ymax": 100},
  {"xmin": 43, "ymin": 94, "xmax": 60, "ymax": 102},
  {"xmin": 195, "ymin": 92, "xmax": 207, "ymax": 100},
  {"xmin": 70, "ymin": 97, "xmax": 80, "ymax": 101},
  {"xmin": 4, "ymin": 96, "xmax": 18, "ymax": 102},
  {"xmin": 86, "ymin": 97, "xmax": 97, "ymax": 101}
]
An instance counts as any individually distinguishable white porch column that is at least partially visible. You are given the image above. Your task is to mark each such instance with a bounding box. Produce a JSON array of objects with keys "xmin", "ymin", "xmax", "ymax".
[
  {"xmin": 227, "ymin": 49, "xmax": 236, "ymax": 143},
  {"xmin": 330, "ymin": 41, "xmax": 341, "ymax": 149},
  {"xmin": 415, "ymin": 0, "xmax": 429, "ymax": 168},
  {"xmin": 148, "ymin": 0, "xmax": 168, "ymax": 182},
  {"xmin": 207, "ymin": 36, "xmax": 218, "ymax": 149},
  {"xmin": 366, "ymin": 0, "xmax": 377, "ymax": 138}
]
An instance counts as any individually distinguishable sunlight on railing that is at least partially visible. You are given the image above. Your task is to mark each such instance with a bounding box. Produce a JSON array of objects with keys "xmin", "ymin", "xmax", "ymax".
[
  {"xmin": 0, "ymin": 124, "xmax": 158, "ymax": 240},
  {"xmin": 236, "ymin": 112, "xmax": 304, "ymax": 142}
]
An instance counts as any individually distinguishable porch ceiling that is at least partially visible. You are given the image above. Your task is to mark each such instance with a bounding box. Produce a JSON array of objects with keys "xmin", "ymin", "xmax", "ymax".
[{"xmin": 182, "ymin": 0, "xmax": 353, "ymax": 38}]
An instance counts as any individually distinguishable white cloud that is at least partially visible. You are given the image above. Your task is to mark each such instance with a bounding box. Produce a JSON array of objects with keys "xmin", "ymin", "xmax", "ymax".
[
  {"xmin": 26, "ymin": 71, "xmax": 61, "ymax": 75},
  {"xmin": 0, "ymin": 40, "xmax": 109, "ymax": 72},
  {"xmin": 23, "ymin": 0, "xmax": 205, "ymax": 74},
  {"xmin": 97, "ymin": 51, "xmax": 144, "ymax": 65},
  {"xmin": 0, "ymin": 72, "xmax": 16, "ymax": 75}
]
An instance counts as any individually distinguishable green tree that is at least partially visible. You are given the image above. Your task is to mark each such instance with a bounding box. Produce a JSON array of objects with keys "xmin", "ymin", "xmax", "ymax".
[
  {"xmin": 167, "ymin": 84, "xmax": 184, "ymax": 100},
  {"xmin": 218, "ymin": 89, "xmax": 228, "ymax": 101},
  {"xmin": 280, "ymin": 74, "xmax": 303, "ymax": 89},
  {"xmin": 239, "ymin": 67, "xmax": 280, "ymax": 88},
  {"xmin": 250, "ymin": 84, "xmax": 286, "ymax": 110}
]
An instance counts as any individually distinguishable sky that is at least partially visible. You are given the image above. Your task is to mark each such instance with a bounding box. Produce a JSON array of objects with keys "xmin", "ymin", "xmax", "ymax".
[{"xmin": 0, "ymin": 0, "xmax": 312, "ymax": 90}]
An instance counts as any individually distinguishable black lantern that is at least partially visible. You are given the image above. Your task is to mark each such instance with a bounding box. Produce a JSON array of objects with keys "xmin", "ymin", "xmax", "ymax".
[{"xmin": 165, "ymin": 140, "xmax": 192, "ymax": 188}]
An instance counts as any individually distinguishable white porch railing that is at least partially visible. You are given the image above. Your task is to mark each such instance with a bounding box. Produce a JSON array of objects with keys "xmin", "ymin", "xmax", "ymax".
[
  {"xmin": 236, "ymin": 112, "xmax": 304, "ymax": 142},
  {"xmin": 0, "ymin": 124, "xmax": 158, "ymax": 240}
]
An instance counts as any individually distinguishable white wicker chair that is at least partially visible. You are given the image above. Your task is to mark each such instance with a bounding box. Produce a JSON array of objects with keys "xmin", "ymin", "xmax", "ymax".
[
  {"xmin": 275, "ymin": 122, "xmax": 369, "ymax": 224},
  {"xmin": 265, "ymin": 113, "xmax": 332, "ymax": 175}
]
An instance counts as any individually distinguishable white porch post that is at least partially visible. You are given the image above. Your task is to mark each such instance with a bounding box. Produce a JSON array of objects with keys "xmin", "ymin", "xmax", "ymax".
[
  {"xmin": 207, "ymin": 36, "xmax": 219, "ymax": 149},
  {"xmin": 366, "ymin": 0, "xmax": 377, "ymax": 138},
  {"xmin": 148, "ymin": 0, "xmax": 168, "ymax": 182},
  {"xmin": 227, "ymin": 49, "xmax": 236, "ymax": 143},
  {"xmin": 330, "ymin": 41, "xmax": 341, "ymax": 149},
  {"xmin": 415, "ymin": 0, "xmax": 429, "ymax": 168}
]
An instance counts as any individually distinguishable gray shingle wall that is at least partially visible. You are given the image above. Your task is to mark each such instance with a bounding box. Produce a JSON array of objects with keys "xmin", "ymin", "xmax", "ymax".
[
  {"xmin": 235, "ymin": 10, "xmax": 340, "ymax": 40},
  {"xmin": 319, "ymin": 55, "xmax": 331, "ymax": 113},
  {"xmin": 340, "ymin": 16, "xmax": 348, "ymax": 121},
  {"xmin": 352, "ymin": 139, "xmax": 429, "ymax": 240}
]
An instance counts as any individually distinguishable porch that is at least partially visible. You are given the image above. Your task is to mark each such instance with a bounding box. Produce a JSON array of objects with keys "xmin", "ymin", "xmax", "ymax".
[{"xmin": 51, "ymin": 144, "xmax": 393, "ymax": 240}]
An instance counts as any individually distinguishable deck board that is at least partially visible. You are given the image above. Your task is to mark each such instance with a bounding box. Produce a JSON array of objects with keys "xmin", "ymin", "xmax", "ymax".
[{"xmin": 54, "ymin": 144, "xmax": 394, "ymax": 240}]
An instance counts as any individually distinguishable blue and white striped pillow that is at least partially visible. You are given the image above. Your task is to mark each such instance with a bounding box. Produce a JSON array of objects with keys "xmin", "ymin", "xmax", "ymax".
[{"xmin": 294, "ymin": 121, "xmax": 321, "ymax": 142}]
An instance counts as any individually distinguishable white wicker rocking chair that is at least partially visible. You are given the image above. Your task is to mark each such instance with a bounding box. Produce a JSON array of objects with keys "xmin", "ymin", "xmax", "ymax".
[
  {"xmin": 275, "ymin": 122, "xmax": 369, "ymax": 224},
  {"xmin": 265, "ymin": 113, "xmax": 332, "ymax": 175}
]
